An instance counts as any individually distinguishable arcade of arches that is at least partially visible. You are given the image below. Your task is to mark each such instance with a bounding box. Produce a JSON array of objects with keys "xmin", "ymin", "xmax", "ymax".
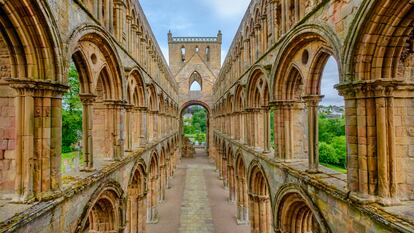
[{"xmin": 0, "ymin": 0, "xmax": 414, "ymax": 233}]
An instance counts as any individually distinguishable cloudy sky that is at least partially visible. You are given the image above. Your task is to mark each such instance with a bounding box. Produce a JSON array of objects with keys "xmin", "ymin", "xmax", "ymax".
[{"xmin": 140, "ymin": 0, "xmax": 342, "ymax": 106}]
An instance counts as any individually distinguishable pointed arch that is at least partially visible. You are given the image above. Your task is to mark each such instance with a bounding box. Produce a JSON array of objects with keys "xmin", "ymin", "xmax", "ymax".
[{"xmin": 189, "ymin": 71, "xmax": 203, "ymax": 91}]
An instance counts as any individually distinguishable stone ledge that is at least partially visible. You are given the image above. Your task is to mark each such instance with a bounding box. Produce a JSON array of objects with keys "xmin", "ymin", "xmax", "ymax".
[{"xmin": 0, "ymin": 132, "xmax": 178, "ymax": 232}]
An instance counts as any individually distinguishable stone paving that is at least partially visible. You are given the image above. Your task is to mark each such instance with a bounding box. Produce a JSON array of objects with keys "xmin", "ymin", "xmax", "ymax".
[
  {"xmin": 178, "ymin": 163, "xmax": 215, "ymax": 233},
  {"xmin": 148, "ymin": 150, "xmax": 250, "ymax": 233}
]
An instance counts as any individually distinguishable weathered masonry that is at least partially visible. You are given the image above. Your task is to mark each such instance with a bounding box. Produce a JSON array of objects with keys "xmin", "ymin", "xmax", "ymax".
[
  {"xmin": 0, "ymin": 0, "xmax": 414, "ymax": 232},
  {"xmin": 0, "ymin": 0, "xmax": 179, "ymax": 232},
  {"xmin": 212, "ymin": 0, "xmax": 414, "ymax": 232}
]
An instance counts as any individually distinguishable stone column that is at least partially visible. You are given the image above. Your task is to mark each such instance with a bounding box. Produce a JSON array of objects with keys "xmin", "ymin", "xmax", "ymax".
[
  {"xmin": 113, "ymin": 1, "xmax": 122, "ymax": 40},
  {"xmin": 147, "ymin": 175, "xmax": 159, "ymax": 224},
  {"xmin": 79, "ymin": 94, "xmax": 97, "ymax": 171},
  {"xmin": 128, "ymin": 188, "xmax": 139, "ymax": 233},
  {"xmin": 147, "ymin": 111, "xmax": 153, "ymax": 142},
  {"xmin": 10, "ymin": 80, "xmax": 68, "ymax": 202},
  {"xmin": 138, "ymin": 192, "xmax": 147, "ymax": 232},
  {"xmin": 153, "ymin": 111, "xmax": 159, "ymax": 140},
  {"xmin": 262, "ymin": 107, "xmax": 271, "ymax": 153},
  {"xmin": 259, "ymin": 195, "xmax": 270, "ymax": 233},
  {"xmin": 125, "ymin": 104, "xmax": 133, "ymax": 152},
  {"xmin": 139, "ymin": 108, "xmax": 148, "ymax": 146},
  {"xmin": 240, "ymin": 111, "xmax": 247, "ymax": 144},
  {"xmin": 104, "ymin": 100, "xmax": 125, "ymax": 161},
  {"xmin": 303, "ymin": 95, "xmax": 323, "ymax": 173},
  {"xmin": 244, "ymin": 38, "xmax": 250, "ymax": 69},
  {"xmin": 272, "ymin": 101, "xmax": 296, "ymax": 161},
  {"xmin": 236, "ymin": 177, "xmax": 248, "ymax": 224}
]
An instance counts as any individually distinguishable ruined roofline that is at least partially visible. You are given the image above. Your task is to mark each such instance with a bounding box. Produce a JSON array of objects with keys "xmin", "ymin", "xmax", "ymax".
[
  {"xmin": 168, "ymin": 30, "xmax": 222, "ymax": 44},
  {"xmin": 171, "ymin": 37, "xmax": 219, "ymax": 43}
]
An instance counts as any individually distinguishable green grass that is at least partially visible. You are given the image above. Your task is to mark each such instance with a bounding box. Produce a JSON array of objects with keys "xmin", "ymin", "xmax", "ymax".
[
  {"xmin": 61, "ymin": 151, "xmax": 84, "ymax": 173},
  {"xmin": 321, "ymin": 163, "xmax": 347, "ymax": 174},
  {"xmin": 62, "ymin": 151, "xmax": 78, "ymax": 159}
]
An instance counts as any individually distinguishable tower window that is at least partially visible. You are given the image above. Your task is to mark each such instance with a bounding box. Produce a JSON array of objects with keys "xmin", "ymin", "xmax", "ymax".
[
  {"xmin": 206, "ymin": 46, "xmax": 210, "ymax": 62},
  {"xmin": 181, "ymin": 46, "xmax": 186, "ymax": 62}
]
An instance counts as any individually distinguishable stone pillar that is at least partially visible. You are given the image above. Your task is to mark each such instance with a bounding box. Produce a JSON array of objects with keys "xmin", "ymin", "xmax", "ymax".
[
  {"xmin": 272, "ymin": 101, "xmax": 297, "ymax": 161},
  {"xmin": 79, "ymin": 94, "xmax": 97, "ymax": 171},
  {"xmin": 153, "ymin": 111, "xmax": 159, "ymax": 140},
  {"xmin": 128, "ymin": 189, "xmax": 139, "ymax": 233},
  {"xmin": 244, "ymin": 39, "xmax": 250, "ymax": 69},
  {"xmin": 139, "ymin": 108, "xmax": 148, "ymax": 146},
  {"xmin": 147, "ymin": 111, "xmax": 153, "ymax": 142},
  {"xmin": 262, "ymin": 107, "xmax": 271, "ymax": 153},
  {"xmin": 10, "ymin": 80, "xmax": 67, "ymax": 202},
  {"xmin": 147, "ymin": 175, "xmax": 159, "ymax": 224},
  {"xmin": 241, "ymin": 111, "xmax": 247, "ymax": 144},
  {"xmin": 159, "ymin": 163, "xmax": 166, "ymax": 202},
  {"xmin": 303, "ymin": 95, "xmax": 323, "ymax": 173},
  {"xmin": 138, "ymin": 192, "xmax": 147, "ymax": 232},
  {"xmin": 113, "ymin": 1, "xmax": 122, "ymax": 41},
  {"xmin": 105, "ymin": 100, "xmax": 125, "ymax": 161},
  {"xmin": 125, "ymin": 104, "xmax": 133, "ymax": 152},
  {"xmin": 236, "ymin": 177, "xmax": 248, "ymax": 225}
]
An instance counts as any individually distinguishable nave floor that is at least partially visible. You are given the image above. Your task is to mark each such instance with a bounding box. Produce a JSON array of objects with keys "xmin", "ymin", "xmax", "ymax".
[{"xmin": 148, "ymin": 150, "xmax": 249, "ymax": 233}]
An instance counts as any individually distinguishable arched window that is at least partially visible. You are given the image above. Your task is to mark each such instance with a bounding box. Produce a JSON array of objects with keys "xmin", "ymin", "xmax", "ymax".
[
  {"xmin": 181, "ymin": 46, "xmax": 186, "ymax": 62},
  {"xmin": 189, "ymin": 71, "xmax": 202, "ymax": 91},
  {"xmin": 190, "ymin": 80, "xmax": 201, "ymax": 91},
  {"xmin": 195, "ymin": 46, "xmax": 199, "ymax": 53},
  {"xmin": 205, "ymin": 46, "xmax": 210, "ymax": 62}
]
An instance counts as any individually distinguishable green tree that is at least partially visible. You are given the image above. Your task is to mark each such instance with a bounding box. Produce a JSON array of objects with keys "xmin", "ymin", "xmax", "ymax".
[
  {"xmin": 62, "ymin": 63, "xmax": 83, "ymax": 153},
  {"xmin": 195, "ymin": 133, "xmax": 205, "ymax": 144},
  {"xmin": 331, "ymin": 136, "xmax": 347, "ymax": 167},
  {"xmin": 319, "ymin": 142, "xmax": 339, "ymax": 165},
  {"xmin": 318, "ymin": 112, "xmax": 347, "ymax": 169}
]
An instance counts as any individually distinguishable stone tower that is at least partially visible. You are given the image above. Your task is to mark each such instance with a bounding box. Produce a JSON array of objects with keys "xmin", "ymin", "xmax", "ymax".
[{"xmin": 168, "ymin": 31, "xmax": 222, "ymax": 77}]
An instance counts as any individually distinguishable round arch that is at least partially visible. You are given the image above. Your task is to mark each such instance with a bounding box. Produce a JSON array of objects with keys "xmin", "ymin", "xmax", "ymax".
[
  {"xmin": 269, "ymin": 23, "xmax": 342, "ymax": 100},
  {"xmin": 75, "ymin": 180, "xmax": 126, "ymax": 232},
  {"xmin": 0, "ymin": 0, "xmax": 64, "ymax": 81},
  {"xmin": 126, "ymin": 158, "xmax": 147, "ymax": 232},
  {"xmin": 273, "ymin": 184, "xmax": 330, "ymax": 233},
  {"xmin": 247, "ymin": 160, "xmax": 273, "ymax": 233},
  {"xmin": 179, "ymin": 100, "xmax": 211, "ymax": 153},
  {"xmin": 234, "ymin": 149, "xmax": 249, "ymax": 224},
  {"xmin": 67, "ymin": 24, "xmax": 125, "ymax": 100},
  {"xmin": 147, "ymin": 150, "xmax": 160, "ymax": 223}
]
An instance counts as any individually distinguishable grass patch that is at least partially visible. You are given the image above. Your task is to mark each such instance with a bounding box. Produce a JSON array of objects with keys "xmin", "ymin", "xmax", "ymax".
[
  {"xmin": 321, "ymin": 163, "xmax": 347, "ymax": 174},
  {"xmin": 62, "ymin": 151, "xmax": 78, "ymax": 160},
  {"xmin": 61, "ymin": 151, "xmax": 84, "ymax": 173}
]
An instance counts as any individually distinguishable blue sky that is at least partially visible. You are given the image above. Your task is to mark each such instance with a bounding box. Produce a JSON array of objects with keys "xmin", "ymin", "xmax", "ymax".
[{"xmin": 140, "ymin": 0, "xmax": 342, "ymax": 106}]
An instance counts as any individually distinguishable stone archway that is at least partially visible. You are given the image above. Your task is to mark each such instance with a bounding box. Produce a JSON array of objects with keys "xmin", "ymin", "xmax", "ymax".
[
  {"xmin": 75, "ymin": 181, "xmax": 125, "ymax": 232},
  {"xmin": 179, "ymin": 100, "xmax": 211, "ymax": 155},
  {"xmin": 248, "ymin": 161, "xmax": 272, "ymax": 233},
  {"xmin": 273, "ymin": 184, "xmax": 330, "ymax": 233},
  {"xmin": 126, "ymin": 160, "xmax": 147, "ymax": 233}
]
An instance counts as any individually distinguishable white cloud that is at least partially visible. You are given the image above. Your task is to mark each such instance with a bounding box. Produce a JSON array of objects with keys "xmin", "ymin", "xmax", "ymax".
[{"xmin": 202, "ymin": 0, "xmax": 250, "ymax": 19}]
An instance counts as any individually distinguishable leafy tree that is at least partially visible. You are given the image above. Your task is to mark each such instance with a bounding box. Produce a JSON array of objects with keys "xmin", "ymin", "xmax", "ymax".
[
  {"xmin": 318, "ymin": 111, "xmax": 347, "ymax": 169},
  {"xmin": 195, "ymin": 133, "xmax": 205, "ymax": 144},
  {"xmin": 62, "ymin": 63, "xmax": 83, "ymax": 153},
  {"xmin": 183, "ymin": 105, "xmax": 207, "ymax": 143},
  {"xmin": 331, "ymin": 136, "xmax": 347, "ymax": 167},
  {"xmin": 319, "ymin": 142, "xmax": 339, "ymax": 165}
]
